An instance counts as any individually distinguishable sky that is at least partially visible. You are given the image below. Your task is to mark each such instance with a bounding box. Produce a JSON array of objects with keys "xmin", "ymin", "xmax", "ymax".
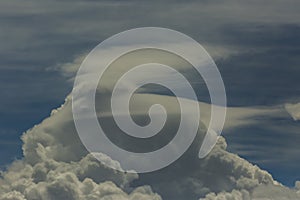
[{"xmin": 0, "ymin": 1, "xmax": 300, "ymax": 199}]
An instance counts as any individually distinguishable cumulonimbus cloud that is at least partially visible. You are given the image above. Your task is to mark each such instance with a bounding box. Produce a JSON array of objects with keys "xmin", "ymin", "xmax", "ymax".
[
  {"xmin": 1, "ymin": 49, "xmax": 300, "ymax": 199},
  {"xmin": 0, "ymin": 92, "xmax": 299, "ymax": 200}
]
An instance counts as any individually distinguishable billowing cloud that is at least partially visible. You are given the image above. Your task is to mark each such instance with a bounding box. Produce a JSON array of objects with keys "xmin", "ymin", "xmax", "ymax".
[
  {"xmin": 0, "ymin": 0, "xmax": 300, "ymax": 199},
  {"xmin": 2, "ymin": 45, "xmax": 300, "ymax": 199},
  {"xmin": 0, "ymin": 92, "xmax": 299, "ymax": 199},
  {"xmin": 202, "ymin": 183, "xmax": 300, "ymax": 200}
]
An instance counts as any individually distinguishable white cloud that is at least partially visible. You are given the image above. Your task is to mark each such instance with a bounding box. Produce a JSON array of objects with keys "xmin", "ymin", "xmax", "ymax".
[
  {"xmin": 1, "ymin": 52, "xmax": 300, "ymax": 199},
  {"xmin": 0, "ymin": 150, "xmax": 160, "ymax": 200},
  {"xmin": 200, "ymin": 189, "xmax": 251, "ymax": 200},
  {"xmin": 0, "ymin": 191, "xmax": 26, "ymax": 200},
  {"xmin": 285, "ymin": 102, "xmax": 300, "ymax": 121},
  {"xmin": 201, "ymin": 183, "xmax": 300, "ymax": 200},
  {"xmin": 0, "ymin": 93, "xmax": 299, "ymax": 199}
]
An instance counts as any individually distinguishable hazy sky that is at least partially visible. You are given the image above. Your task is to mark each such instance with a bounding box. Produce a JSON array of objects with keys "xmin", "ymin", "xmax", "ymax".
[{"xmin": 1, "ymin": 0, "xmax": 300, "ymax": 191}]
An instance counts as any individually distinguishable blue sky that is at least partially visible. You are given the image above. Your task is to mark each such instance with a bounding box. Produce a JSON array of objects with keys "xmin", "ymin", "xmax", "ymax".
[{"xmin": 1, "ymin": 0, "xmax": 300, "ymax": 187}]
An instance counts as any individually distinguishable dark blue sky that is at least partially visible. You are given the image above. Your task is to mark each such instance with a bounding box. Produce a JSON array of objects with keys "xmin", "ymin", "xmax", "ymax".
[{"xmin": 0, "ymin": 0, "xmax": 300, "ymax": 187}]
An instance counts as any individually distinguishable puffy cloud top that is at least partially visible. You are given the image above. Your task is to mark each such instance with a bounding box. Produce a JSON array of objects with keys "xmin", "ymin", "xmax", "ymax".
[{"xmin": 0, "ymin": 94, "xmax": 299, "ymax": 200}]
